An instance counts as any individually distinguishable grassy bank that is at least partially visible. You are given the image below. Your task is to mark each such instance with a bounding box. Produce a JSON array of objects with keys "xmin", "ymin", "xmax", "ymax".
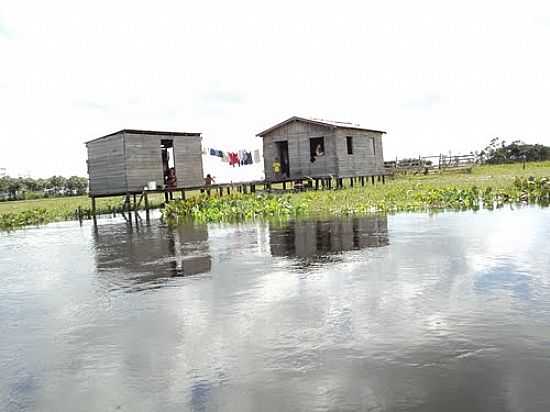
[
  {"xmin": 2, "ymin": 161, "xmax": 550, "ymax": 231},
  {"xmin": 0, "ymin": 193, "xmax": 166, "ymax": 231}
]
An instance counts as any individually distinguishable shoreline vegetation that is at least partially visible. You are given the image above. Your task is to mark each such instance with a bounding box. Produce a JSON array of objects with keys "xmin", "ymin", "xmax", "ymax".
[{"xmin": 1, "ymin": 162, "xmax": 549, "ymax": 231}]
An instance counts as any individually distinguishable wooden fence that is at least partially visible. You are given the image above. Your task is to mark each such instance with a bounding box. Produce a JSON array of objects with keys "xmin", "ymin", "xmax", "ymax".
[{"xmin": 385, "ymin": 154, "xmax": 476, "ymax": 174}]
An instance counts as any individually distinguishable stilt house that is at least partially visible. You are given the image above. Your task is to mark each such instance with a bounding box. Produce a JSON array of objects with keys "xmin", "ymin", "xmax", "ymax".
[
  {"xmin": 257, "ymin": 116, "xmax": 387, "ymax": 181},
  {"xmin": 85, "ymin": 129, "xmax": 204, "ymax": 196}
]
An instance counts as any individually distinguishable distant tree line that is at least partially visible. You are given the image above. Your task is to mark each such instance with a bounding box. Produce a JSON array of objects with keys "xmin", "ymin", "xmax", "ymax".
[
  {"xmin": 473, "ymin": 138, "xmax": 550, "ymax": 164},
  {"xmin": 0, "ymin": 175, "xmax": 88, "ymax": 201}
]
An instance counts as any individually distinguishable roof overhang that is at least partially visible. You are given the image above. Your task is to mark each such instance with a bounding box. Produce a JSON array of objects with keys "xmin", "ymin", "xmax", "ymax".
[
  {"xmin": 85, "ymin": 129, "xmax": 202, "ymax": 145},
  {"xmin": 256, "ymin": 116, "xmax": 386, "ymax": 137}
]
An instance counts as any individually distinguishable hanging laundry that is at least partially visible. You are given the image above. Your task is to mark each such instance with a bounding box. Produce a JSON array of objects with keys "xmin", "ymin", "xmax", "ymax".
[
  {"xmin": 228, "ymin": 152, "xmax": 240, "ymax": 167},
  {"xmin": 253, "ymin": 149, "xmax": 260, "ymax": 163},
  {"xmin": 209, "ymin": 148, "xmax": 224, "ymax": 158},
  {"xmin": 242, "ymin": 151, "xmax": 253, "ymax": 165}
]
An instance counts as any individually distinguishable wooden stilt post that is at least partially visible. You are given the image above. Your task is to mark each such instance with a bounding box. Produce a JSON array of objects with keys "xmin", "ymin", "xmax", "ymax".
[
  {"xmin": 226, "ymin": 186, "xmax": 231, "ymax": 195},
  {"xmin": 382, "ymin": 175, "xmax": 386, "ymax": 184},
  {"xmin": 371, "ymin": 176, "xmax": 375, "ymax": 185},
  {"xmin": 91, "ymin": 197, "xmax": 97, "ymax": 226},
  {"xmin": 361, "ymin": 176, "xmax": 365, "ymax": 186},
  {"xmin": 315, "ymin": 179, "xmax": 319, "ymax": 190},
  {"xmin": 126, "ymin": 195, "xmax": 133, "ymax": 227},
  {"xmin": 251, "ymin": 184, "xmax": 256, "ymax": 193},
  {"xmin": 144, "ymin": 192, "xmax": 150, "ymax": 222},
  {"xmin": 181, "ymin": 190, "xmax": 186, "ymax": 200},
  {"xmin": 282, "ymin": 181, "xmax": 286, "ymax": 190},
  {"xmin": 350, "ymin": 177, "xmax": 354, "ymax": 188}
]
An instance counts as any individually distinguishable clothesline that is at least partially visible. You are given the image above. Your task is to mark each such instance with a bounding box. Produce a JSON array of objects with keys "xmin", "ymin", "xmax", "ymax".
[{"xmin": 202, "ymin": 146, "xmax": 262, "ymax": 167}]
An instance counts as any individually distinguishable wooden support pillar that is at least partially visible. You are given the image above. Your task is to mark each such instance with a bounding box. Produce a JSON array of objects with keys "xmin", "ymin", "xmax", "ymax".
[
  {"xmin": 133, "ymin": 194, "xmax": 137, "ymax": 211},
  {"xmin": 371, "ymin": 176, "xmax": 375, "ymax": 185},
  {"xmin": 91, "ymin": 196, "xmax": 97, "ymax": 216},
  {"xmin": 226, "ymin": 186, "xmax": 231, "ymax": 195},
  {"xmin": 377, "ymin": 175, "xmax": 381, "ymax": 182},
  {"xmin": 181, "ymin": 190, "xmax": 186, "ymax": 200},
  {"xmin": 144, "ymin": 192, "xmax": 150, "ymax": 222},
  {"xmin": 282, "ymin": 181, "xmax": 287, "ymax": 190},
  {"xmin": 361, "ymin": 176, "xmax": 365, "ymax": 186},
  {"xmin": 126, "ymin": 195, "xmax": 133, "ymax": 228},
  {"xmin": 251, "ymin": 184, "xmax": 256, "ymax": 193},
  {"xmin": 219, "ymin": 187, "xmax": 223, "ymax": 197},
  {"xmin": 350, "ymin": 177, "xmax": 354, "ymax": 188},
  {"xmin": 382, "ymin": 175, "xmax": 386, "ymax": 184},
  {"xmin": 315, "ymin": 179, "xmax": 319, "ymax": 190}
]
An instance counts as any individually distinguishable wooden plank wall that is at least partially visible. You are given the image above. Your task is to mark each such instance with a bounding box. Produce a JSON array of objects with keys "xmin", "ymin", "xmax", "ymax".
[
  {"xmin": 334, "ymin": 129, "xmax": 386, "ymax": 177},
  {"xmin": 86, "ymin": 134, "xmax": 128, "ymax": 196},
  {"xmin": 173, "ymin": 136, "xmax": 204, "ymax": 188},
  {"xmin": 124, "ymin": 132, "xmax": 165, "ymax": 192}
]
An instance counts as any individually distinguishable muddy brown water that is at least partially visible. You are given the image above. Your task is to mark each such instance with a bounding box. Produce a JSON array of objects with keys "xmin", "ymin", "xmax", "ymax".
[{"xmin": 1, "ymin": 207, "xmax": 550, "ymax": 411}]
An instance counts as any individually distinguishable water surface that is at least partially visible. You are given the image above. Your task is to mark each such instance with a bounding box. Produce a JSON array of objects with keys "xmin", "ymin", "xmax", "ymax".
[{"xmin": 1, "ymin": 207, "xmax": 550, "ymax": 411}]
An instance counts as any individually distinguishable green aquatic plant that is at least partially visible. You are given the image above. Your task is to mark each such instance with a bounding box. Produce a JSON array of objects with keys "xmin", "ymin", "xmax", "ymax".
[
  {"xmin": 161, "ymin": 176, "xmax": 549, "ymax": 226},
  {"xmin": 0, "ymin": 208, "xmax": 50, "ymax": 231}
]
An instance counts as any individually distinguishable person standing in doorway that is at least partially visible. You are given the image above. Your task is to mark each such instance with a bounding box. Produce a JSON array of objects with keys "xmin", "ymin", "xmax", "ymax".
[{"xmin": 272, "ymin": 158, "xmax": 282, "ymax": 180}]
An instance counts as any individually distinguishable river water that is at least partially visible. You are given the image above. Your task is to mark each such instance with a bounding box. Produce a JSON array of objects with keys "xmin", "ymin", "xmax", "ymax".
[{"xmin": 1, "ymin": 207, "xmax": 550, "ymax": 411}]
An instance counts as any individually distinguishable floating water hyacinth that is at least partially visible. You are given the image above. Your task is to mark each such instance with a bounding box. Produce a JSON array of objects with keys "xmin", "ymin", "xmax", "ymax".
[{"xmin": 162, "ymin": 176, "xmax": 549, "ymax": 225}]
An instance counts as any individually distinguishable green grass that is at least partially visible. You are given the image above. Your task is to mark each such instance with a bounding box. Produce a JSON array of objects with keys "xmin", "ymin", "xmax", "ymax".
[{"xmin": 2, "ymin": 161, "xmax": 550, "ymax": 231}]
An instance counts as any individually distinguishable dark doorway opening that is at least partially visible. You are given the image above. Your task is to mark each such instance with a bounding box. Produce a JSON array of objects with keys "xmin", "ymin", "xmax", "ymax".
[
  {"xmin": 275, "ymin": 141, "xmax": 290, "ymax": 178},
  {"xmin": 161, "ymin": 139, "xmax": 177, "ymax": 199}
]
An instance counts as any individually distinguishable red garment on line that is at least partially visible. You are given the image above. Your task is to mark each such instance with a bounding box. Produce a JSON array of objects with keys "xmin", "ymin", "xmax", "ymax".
[{"xmin": 228, "ymin": 152, "xmax": 240, "ymax": 167}]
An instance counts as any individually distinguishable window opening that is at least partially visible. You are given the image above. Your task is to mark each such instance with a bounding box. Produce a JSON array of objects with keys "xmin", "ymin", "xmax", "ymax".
[
  {"xmin": 310, "ymin": 137, "xmax": 325, "ymax": 162},
  {"xmin": 346, "ymin": 136, "xmax": 353, "ymax": 155}
]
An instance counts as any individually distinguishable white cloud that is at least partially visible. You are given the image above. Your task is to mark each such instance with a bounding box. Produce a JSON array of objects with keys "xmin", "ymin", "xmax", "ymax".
[{"xmin": 1, "ymin": 0, "xmax": 550, "ymax": 177}]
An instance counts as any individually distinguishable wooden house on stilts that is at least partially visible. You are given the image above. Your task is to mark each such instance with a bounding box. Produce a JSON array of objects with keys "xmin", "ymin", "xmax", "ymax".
[
  {"xmin": 85, "ymin": 129, "xmax": 204, "ymax": 210},
  {"xmin": 257, "ymin": 116, "xmax": 387, "ymax": 186}
]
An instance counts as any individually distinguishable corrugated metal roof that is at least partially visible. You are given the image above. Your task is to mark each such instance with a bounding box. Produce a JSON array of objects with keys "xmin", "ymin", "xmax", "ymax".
[
  {"xmin": 256, "ymin": 116, "xmax": 386, "ymax": 137},
  {"xmin": 85, "ymin": 129, "xmax": 201, "ymax": 145}
]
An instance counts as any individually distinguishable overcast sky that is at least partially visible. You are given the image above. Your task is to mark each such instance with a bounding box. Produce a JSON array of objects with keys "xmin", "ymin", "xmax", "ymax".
[{"xmin": 1, "ymin": 0, "xmax": 550, "ymax": 178}]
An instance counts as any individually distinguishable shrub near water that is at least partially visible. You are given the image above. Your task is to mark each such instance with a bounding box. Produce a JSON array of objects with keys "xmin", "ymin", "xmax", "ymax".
[
  {"xmin": 0, "ymin": 208, "xmax": 50, "ymax": 230},
  {"xmin": 162, "ymin": 176, "xmax": 549, "ymax": 224},
  {"xmin": 163, "ymin": 193, "xmax": 309, "ymax": 224}
]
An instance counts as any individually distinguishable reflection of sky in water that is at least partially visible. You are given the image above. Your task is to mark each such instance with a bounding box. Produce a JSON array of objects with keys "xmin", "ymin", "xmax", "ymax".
[
  {"xmin": 0, "ymin": 207, "xmax": 550, "ymax": 411},
  {"xmin": 474, "ymin": 263, "xmax": 531, "ymax": 300}
]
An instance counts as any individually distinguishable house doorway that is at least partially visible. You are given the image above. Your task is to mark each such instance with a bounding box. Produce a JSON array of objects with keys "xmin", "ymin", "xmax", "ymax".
[
  {"xmin": 275, "ymin": 141, "xmax": 290, "ymax": 178},
  {"xmin": 161, "ymin": 139, "xmax": 177, "ymax": 199}
]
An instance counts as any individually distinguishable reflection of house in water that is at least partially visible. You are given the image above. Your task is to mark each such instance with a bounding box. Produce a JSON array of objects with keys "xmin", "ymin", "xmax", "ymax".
[
  {"xmin": 92, "ymin": 221, "xmax": 211, "ymax": 291},
  {"xmin": 269, "ymin": 215, "xmax": 389, "ymax": 267}
]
